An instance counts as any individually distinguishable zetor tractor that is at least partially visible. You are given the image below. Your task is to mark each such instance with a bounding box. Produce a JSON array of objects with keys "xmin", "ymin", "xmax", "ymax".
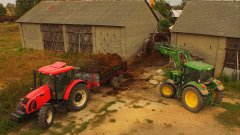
[
  {"xmin": 11, "ymin": 62, "xmax": 90, "ymax": 128},
  {"xmin": 157, "ymin": 44, "xmax": 224, "ymax": 113}
]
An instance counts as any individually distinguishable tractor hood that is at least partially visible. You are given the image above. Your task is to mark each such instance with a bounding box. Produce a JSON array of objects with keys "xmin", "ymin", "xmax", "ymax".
[
  {"xmin": 25, "ymin": 85, "xmax": 51, "ymax": 99},
  {"xmin": 23, "ymin": 85, "xmax": 51, "ymax": 114}
]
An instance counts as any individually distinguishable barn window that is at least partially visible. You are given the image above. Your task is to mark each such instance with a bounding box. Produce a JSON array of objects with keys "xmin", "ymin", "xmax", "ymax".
[
  {"xmin": 66, "ymin": 25, "xmax": 93, "ymax": 53},
  {"xmin": 40, "ymin": 24, "xmax": 64, "ymax": 51}
]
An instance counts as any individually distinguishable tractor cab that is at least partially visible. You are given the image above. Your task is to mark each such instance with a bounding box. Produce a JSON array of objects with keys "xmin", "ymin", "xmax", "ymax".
[
  {"xmin": 37, "ymin": 62, "xmax": 75, "ymax": 101},
  {"xmin": 182, "ymin": 61, "xmax": 214, "ymax": 85}
]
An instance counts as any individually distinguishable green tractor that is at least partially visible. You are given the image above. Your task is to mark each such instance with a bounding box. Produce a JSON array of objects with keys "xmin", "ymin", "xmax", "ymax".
[{"xmin": 157, "ymin": 44, "xmax": 224, "ymax": 112}]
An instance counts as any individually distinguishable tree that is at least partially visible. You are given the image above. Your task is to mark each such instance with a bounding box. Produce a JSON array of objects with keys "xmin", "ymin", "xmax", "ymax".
[
  {"xmin": 154, "ymin": 0, "xmax": 172, "ymax": 20},
  {"xmin": 0, "ymin": 3, "xmax": 7, "ymax": 16},
  {"xmin": 153, "ymin": 0, "xmax": 172, "ymax": 31},
  {"xmin": 15, "ymin": 0, "xmax": 41, "ymax": 18},
  {"xmin": 6, "ymin": 3, "xmax": 15, "ymax": 16}
]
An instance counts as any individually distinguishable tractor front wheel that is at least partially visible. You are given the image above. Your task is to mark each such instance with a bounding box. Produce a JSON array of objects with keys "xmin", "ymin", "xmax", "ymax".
[
  {"xmin": 159, "ymin": 82, "xmax": 176, "ymax": 98},
  {"xmin": 38, "ymin": 105, "xmax": 54, "ymax": 129},
  {"xmin": 212, "ymin": 90, "xmax": 223, "ymax": 104},
  {"xmin": 68, "ymin": 84, "xmax": 89, "ymax": 111},
  {"xmin": 182, "ymin": 87, "xmax": 204, "ymax": 113}
]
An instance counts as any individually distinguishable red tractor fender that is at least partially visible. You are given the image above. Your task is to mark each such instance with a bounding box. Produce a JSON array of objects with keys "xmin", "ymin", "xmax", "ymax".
[{"xmin": 63, "ymin": 79, "xmax": 87, "ymax": 100}]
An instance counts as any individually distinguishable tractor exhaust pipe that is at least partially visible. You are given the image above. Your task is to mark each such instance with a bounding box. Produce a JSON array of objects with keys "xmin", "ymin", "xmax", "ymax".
[{"xmin": 33, "ymin": 70, "xmax": 37, "ymax": 90}]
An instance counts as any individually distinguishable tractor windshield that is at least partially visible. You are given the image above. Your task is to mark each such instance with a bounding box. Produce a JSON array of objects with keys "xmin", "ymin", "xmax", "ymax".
[
  {"xmin": 39, "ymin": 73, "xmax": 54, "ymax": 88},
  {"xmin": 200, "ymin": 70, "xmax": 214, "ymax": 83}
]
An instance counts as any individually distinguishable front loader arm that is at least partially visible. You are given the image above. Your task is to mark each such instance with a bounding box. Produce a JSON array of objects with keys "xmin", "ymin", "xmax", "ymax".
[{"xmin": 156, "ymin": 43, "xmax": 189, "ymax": 70}]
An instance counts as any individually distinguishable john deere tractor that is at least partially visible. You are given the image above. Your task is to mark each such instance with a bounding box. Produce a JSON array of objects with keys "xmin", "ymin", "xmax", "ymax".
[{"xmin": 157, "ymin": 44, "xmax": 224, "ymax": 113}]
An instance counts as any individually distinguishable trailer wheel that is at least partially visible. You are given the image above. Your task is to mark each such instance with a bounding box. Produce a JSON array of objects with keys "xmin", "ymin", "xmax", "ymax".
[
  {"xmin": 118, "ymin": 74, "xmax": 125, "ymax": 83},
  {"xmin": 182, "ymin": 87, "xmax": 204, "ymax": 113},
  {"xmin": 212, "ymin": 90, "xmax": 223, "ymax": 104},
  {"xmin": 38, "ymin": 105, "xmax": 54, "ymax": 129},
  {"xmin": 68, "ymin": 84, "xmax": 89, "ymax": 111},
  {"xmin": 110, "ymin": 76, "xmax": 120, "ymax": 88}
]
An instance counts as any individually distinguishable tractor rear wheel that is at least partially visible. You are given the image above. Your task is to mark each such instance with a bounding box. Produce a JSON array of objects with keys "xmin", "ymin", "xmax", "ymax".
[
  {"xmin": 212, "ymin": 90, "xmax": 223, "ymax": 104},
  {"xmin": 38, "ymin": 105, "xmax": 54, "ymax": 129},
  {"xmin": 159, "ymin": 82, "xmax": 176, "ymax": 98},
  {"xmin": 110, "ymin": 76, "xmax": 120, "ymax": 88},
  {"xmin": 68, "ymin": 84, "xmax": 89, "ymax": 111},
  {"xmin": 182, "ymin": 87, "xmax": 204, "ymax": 113}
]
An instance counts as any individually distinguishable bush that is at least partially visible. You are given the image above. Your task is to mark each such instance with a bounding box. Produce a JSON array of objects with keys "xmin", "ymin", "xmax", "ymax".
[
  {"xmin": 0, "ymin": 80, "xmax": 32, "ymax": 134},
  {"xmin": 158, "ymin": 19, "xmax": 171, "ymax": 31}
]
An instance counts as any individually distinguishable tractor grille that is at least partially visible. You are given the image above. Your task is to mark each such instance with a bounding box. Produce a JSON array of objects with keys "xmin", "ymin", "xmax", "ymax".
[{"xmin": 20, "ymin": 105, "xmax": 26, "ymax": 113}]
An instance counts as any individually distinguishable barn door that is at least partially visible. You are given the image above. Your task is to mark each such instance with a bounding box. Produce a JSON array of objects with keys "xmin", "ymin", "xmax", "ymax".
[
  {"xmin": 224, "ymin": 38, "xmax": 240, "ymax": 69},
  {"xmin": 40, "ymin": 24, "xmax": 64, "ymax": 51},
  {"xmin": 66, "ymin": 25, "xmax": 92, "ymax": 53}
]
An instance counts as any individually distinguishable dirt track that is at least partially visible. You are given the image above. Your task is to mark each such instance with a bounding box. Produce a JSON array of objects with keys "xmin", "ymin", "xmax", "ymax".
[{"xmin": 13, "ymin": 54, "xmax": 240, "ymax": 135}]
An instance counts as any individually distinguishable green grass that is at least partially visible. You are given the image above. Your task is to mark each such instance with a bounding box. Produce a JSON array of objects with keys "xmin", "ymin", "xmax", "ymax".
[
  {"xmin": 52, "ymin": 122, "xmax": 63, "ymax": 129},
  {"xmin": 19, "ymin": 122, "xmax": 47, "ymax": 135},
  {"xmin": 98, "ymin": 101, "xmax": 117, "ymax": 113},
  {"xmin": 61, "ymin": 122, "xmax": 76, "ymax": 134},
  {"xmin": 219, "ymin": 74, "xmax": 240, "ymax": 98},
  {"xmin": 215, "ymin": 102, "xmax": 240, "ymax": 128},
  {"xmin": 0, "ymin": 80, "xmax": 33, "ymax": 134},
  {"xmin": 75, "ymin": 121, "xmax": 90, "ymax": 133}
]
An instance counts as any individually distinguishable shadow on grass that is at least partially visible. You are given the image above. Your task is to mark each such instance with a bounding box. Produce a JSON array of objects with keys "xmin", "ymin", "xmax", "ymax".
[{"xmin": 215, "ymin": 102, "xmax": 240, "ymax": 128}]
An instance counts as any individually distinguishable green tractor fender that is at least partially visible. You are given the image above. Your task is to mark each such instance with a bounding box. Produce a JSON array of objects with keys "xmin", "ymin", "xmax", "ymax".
[
  {"xmin": 211, "ymin": 79, "xmax": 224, "ymax": 91},
  {"xmin": 183, "ymin": 81, "xmax": 209, "ymax": 96}
]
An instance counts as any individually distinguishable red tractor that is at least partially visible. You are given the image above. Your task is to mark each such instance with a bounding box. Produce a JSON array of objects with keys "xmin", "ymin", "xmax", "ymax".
[{"xmin": 11, "ymin": 61, "xmax": 127, "ymax": 128}]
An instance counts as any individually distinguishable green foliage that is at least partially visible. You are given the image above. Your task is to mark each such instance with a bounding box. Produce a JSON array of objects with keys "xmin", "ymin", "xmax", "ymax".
[
  {"xmin": 98, "ymin": 101, "xmax": 117, "ymax": 113},
  {"xmin": 215, "ymin": 102, "xmax": 240, "ymax": 128},
  {"xmin": 220, "ymin": 74, "xmax": 240, "ymax": 91},
  {"xmin": 0, "ymin": 3, "xmax": 7, "ymax": 16},
  {"xmin": 75, "ymin": 121, "xmax": 90, "ymax": 133},
  {"xmin": 158, "ymin": 19, "xmax": 171, "ymax": 31},
  {"xmin": 0, "ymin": 80, "xmax": 32, "ymax": 134},
  {"xmin": 15, "ymin": 0, "xmax": 41, "ymax": 18},
  {"xmin": 153, "ymin": 0, "xmax": 172, "ymax": 31},
  {"xmin": 154, "ymin": 0, "xmax": 172, "ymax": 20}
]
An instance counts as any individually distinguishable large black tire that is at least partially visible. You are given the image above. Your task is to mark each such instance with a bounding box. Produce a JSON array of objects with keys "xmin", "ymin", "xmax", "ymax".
[
  {"xmin": 110, "ymin": 76, "xmax": 120, "ymax": 88},
  {"xmin": 182, "ymin": 87, "xmax": 204, "ymax": 113},
  {"xmin": 38, "ymin": 105, "xmax": 54, "ymax": 129},
  {"xmin": 68, "ymin": 84, "xmax": 89, "ymax": 111},
  {"xmin": 212, "ymin": 90, "xmax": 223, "ymax": 104},
  {"xmin": 159, "ymin": 82, "xmax": 176, "ymax": 98}
]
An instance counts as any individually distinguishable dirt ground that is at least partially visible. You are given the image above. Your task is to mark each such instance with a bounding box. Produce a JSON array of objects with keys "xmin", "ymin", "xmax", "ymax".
[{"xmin": 10, "ymin": 53, "xmax": 240, "ymax": 135}]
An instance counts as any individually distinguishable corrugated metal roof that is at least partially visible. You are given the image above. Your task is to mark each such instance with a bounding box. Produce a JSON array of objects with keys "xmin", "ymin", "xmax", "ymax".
[
  {"xmin": 172, "ymin": 0, "xmax": 240, "ymax": 38},
  {"xmin": 17, "ymin": 0, "xmax": 157, "ymax": 27}
]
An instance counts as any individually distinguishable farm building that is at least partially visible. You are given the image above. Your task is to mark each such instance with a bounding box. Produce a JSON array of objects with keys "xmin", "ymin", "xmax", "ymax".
[
  {"xmin": 17, "ymin": 0, "xmax": 159, "ymax": 60},
  {"xmin": 171, "ymin": 0, "xmax": 240, "ymax": 76}
]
